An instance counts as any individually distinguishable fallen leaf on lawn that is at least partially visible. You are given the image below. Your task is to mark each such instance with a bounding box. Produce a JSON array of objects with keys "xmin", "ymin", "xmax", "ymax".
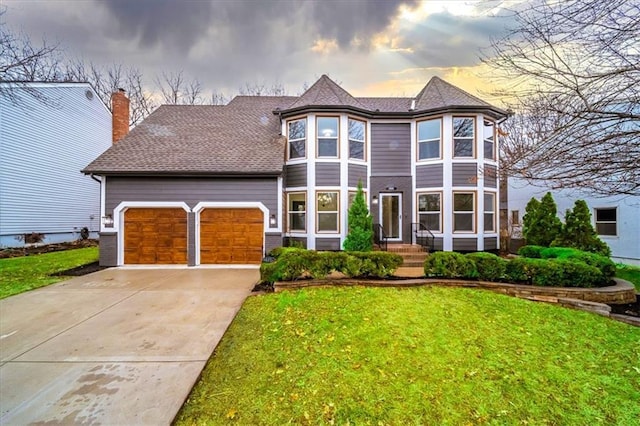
[{"xmin": 226, "ymin": 409, "xmax": 237, "ymax": 419}]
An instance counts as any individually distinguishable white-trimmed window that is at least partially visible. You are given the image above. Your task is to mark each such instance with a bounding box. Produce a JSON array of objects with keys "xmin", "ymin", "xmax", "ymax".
[
  {"xmin": 595, "ymin": 207, "xmax": 617, "ymax": 236},
  {"xmin": 453, "ymin": 117, "xmax": 475, "ymax": 158},
  {"xmin": 417, "ymin": 118, "xmax": 441, "ymax": 160},
  {"xmin": 511, "ymin": 210, "xmax": 520, "ymax": 225},
  {"xmin": 317, "ymin": 191, "xmax": 339, "ymax": 232},
  {"xmin": 317, "ymin": 117, "xmax": 339, "ymax": 158},
  {"xmin": 287, "ymin": 192, "xmax": 306, "ymax": 232},
  {"xmin": 288, "ymin": 119, "xmax": 306, "ymax": 160},
  {"xmin": 483, "ymin": 120, "xmax": 495, "ymax": 160},
  {"xmin": 453, "ymin": 192, "xmax": 475, "ymax": 232},
  {"xmin": 418, "ymin": 193, "xmax": 441, "ymax": 232},
  {"xmin": 348, "ymin": 119, "xmax": 365, "ymax": 160},
  {"xmin": 484, "ymin": 193, "xmax": 496, "ymax": 232}
]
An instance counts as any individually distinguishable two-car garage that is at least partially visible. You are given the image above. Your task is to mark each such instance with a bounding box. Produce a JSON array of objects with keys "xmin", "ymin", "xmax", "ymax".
[{"xmin": 122, "ymin": 207, "xmax": 264, "ymax": 265}]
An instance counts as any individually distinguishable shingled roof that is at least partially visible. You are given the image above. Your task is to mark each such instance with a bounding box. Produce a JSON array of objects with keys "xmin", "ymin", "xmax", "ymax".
[
  {"xmin": 82, "ymin": 96, "xmax": 296, "ymax": 175},
  {"xmin": 84, "ymin": 75, "xmax": 505, "ymax": 175}
]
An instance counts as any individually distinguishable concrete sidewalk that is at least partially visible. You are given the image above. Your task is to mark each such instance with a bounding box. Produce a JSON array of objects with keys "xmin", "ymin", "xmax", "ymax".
[{"xmin": 0, "ymin": 268, "xmax": 258, "ymax": 425}]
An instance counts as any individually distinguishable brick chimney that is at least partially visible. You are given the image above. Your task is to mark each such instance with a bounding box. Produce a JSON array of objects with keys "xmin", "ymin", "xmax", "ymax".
[{"xmin": 111, "ymin": 88, "xmax": 130, "ymax": 144}]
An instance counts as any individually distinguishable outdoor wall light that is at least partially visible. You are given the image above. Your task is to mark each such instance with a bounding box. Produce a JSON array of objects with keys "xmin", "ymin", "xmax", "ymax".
[
  {"xmin": 269, "ymin": 214, "xmax": 277, "ymax": 227},
  {"xmin": 386, "ymin": 185, "xmax": 397, "ymax": 191},
  {"xmin": 372, "ymin": 196, "xmax": 379, "ymax": 205},
  {"xmin": 102, "ymin": 215, "xmax": 114, "ymax": 228}
]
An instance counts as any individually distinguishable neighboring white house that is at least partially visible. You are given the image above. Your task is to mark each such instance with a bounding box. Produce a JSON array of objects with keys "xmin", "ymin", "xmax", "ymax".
[
  {"xmin": 507, "ymin": 177, "xmax": 640, "ymax": 266},
  {"xmin": 0, "ymin": 82, "xmax": 112, "ymax": 247}
]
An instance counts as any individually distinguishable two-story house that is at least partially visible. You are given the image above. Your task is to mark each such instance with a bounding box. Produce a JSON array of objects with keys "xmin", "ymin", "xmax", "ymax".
[{"xmin": 83, "ymin": 75, "xmax": 508, "ymax": 266}]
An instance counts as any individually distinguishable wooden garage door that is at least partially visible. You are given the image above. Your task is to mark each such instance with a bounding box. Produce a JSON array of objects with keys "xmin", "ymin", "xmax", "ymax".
[
  {"xmin": 124, "ymin": 208, "xmax": 187, "ymax": 264},
  {"xmin": 200, "ymin": 208, "xmax": 263, "ymax": 264}
]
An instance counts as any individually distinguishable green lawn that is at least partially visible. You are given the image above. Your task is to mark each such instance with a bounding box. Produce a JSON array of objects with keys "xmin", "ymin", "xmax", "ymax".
[
  {"xmin": 617, "ymin": 264, "xmax": 640, "ymax": 291},
  {"xmin": 0, "ymin": 247, "xmax": 99, "ymax": 299},
  {"xmin": 176, "ymin": 287, "xmax": 640, "ymax": 425}
]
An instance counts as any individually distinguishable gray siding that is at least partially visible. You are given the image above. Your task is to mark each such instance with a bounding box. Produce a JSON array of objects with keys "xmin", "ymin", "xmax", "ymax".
[
  {"xmin": 484, "ymin": 165, "xmax": 497, "ymax": 188},
  {"xmin": 348, "ymin": 164, "xmax": 368, "ymax": 188},
  {"xmin": 452, "ymin": 163, "xmax": 478, "ymax": 187},
  {"xmin": 105, "ymin": 177, "xmax": 279, "ymax": 224},
  {"xmin": 416, "ymin": 164, "xmax": 443, "ymax": 188},
  {"xmin": 484, "ymin": 237, "xmax": 497, "ymax": 251},
  {"xmin": 0, "ymin": 84, "xmax": 111, "ymax": 245},
  {"xmin": 188, "ymin": 212, "xmax": 196, "ymax": 266},
  {"xmin": 371, "ymin": 123, "xmax": 411, "ymax": 176},
  {"xmin": 453, "ymin": 238, "xmax": 478, "ymax": 251},
  {"xmin": 285, "ymin": 163, "xmax": 307, "ymax": 187},
  {"xmin": 370, "ymin": 176, "xmax": 413, "ymax": 243},
  {"xmin": 284, "ymin": 237, "xmax": 307, "ymax": 249},
  {"xmin": 265, "ymin": 233, "xmax": 282, "ymax": 254},
  {"xmin": 315, "ymin": 163, "xmax": 341, "ymax": 186},
  {"xmin": 316, "ymin": 237, "xmax": 341, "ymax": 251},
  {"xmin": 99, "ymin": 232, "xmax": 118, "ymax": 266},
  {"xmin": 432, "ymin": 237, "xmax": 444, "ymax": 251}
]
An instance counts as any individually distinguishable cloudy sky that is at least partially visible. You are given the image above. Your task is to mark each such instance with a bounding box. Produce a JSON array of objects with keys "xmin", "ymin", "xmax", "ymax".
[{"xmin": 3, "ymin": 0, "xmax": 521, "ymax": 101}]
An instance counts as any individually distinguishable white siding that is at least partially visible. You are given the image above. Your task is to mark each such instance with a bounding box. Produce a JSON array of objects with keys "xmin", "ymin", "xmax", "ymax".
[
  {"xmin": 0, "ymin": 83, "xmax": 111, "ymax": 247},
  {"xmin": 508, "ymin": 177, "xmax": 640, "ymax": 265}
]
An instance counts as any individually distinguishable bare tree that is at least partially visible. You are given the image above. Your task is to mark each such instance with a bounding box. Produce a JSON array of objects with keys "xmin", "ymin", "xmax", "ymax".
[
  {"xmin": 484, "ymin": 0, "xmax": 640, "ymax": 196},
  {"xmin": 238, "ymin": 81, "xmax": 287, "ymax": 96},
  {"xmin": 210, "ymin": 91, "xmax": 228, "ymax": 105},
  {"xmin": 155, "ymin": 70, "xmax": 206, "ymax": 105}
]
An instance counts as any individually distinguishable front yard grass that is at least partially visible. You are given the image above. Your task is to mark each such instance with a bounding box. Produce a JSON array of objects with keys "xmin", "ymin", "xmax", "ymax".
[
  {"xmin": 0, "ymin": 247, "xmax": 99, "ymax": 299},
  {"xmin": 616, "ymin": 264, "xmax": 640, "ymax": 291},
  {"xmin": 176, "ymin": 287, "xmax": 640, "ymax": 425}
]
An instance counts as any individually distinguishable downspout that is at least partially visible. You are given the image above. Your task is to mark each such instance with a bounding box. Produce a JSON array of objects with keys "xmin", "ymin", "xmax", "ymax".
[{"xmin": 90, "ymin": 174, "xmax": 103, "ymax": 234}]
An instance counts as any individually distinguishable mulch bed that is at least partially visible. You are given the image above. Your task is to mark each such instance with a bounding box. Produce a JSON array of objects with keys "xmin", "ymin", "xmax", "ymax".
[
  {"xmin": 0, "ymin": 239, "xmax": 98, "ymax": 259},
  {"xmin": 52, "ymin": 261, "xmax": 107, "ymax": 277},
  {"xmin": 609, "ymin": 294, "xmax": 640, "ymax": 317}
]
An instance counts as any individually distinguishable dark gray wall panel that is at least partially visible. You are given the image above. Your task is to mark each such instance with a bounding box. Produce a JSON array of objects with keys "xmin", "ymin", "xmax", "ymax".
[
  {"xmin": 452, "ymin": 163, "xmax": 478, "ymax": 187},
  {"xmin": 315, "ymin": 163, "xmax": 341, "ymax": 186},
  {"xmin": 484, "ymin": 237, "xmax": 497, "ymax": 250},
  {"xmin": 348, "ymin": 164, "xmax": 368, "ymax": 188},
  {"xmin": 416, "ymin": 164, "xmax": 443, "ymax": 188},
  {"xmin": 453, "ymin": 237, "xmax": 478, "ymax": 251},
  {"xmin": 369, "ymin": 176, "xmax": 412, "ymax": 243},
  {"xmin": 316, "ymin": 237, "xmax": 341, "ymax": 251},
  {"xmin": 484, "ymin": 164, "xmax": 497, "ymax": 188},
  {"xmin": 285, "ymin": 164, "xmax": 307, "ymax": 187},
  {"xmin": 188, "ymin": 212, "xmax": 196, "ymax": 266},
  {"xmin": 99, "ymin": 232, "xmax": 117, "ymax": 266},
  {"xmin": 265, "ymin": 233, "xmax": 282, "ymax": 254},
  {"xmin": 105, "ymin": 177, "xmax": 278, "ymax": 227},
  {"xmin": 432, "ymin": 237, "xmax": 444, "ymax": 251},
  {"xmin": 371, "ymin": 123, "xmax": 411, "ymax": 176}
]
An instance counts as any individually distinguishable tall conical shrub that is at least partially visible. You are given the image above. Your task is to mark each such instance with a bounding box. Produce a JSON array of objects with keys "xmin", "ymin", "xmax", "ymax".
[
  {"xmin": 523, "ymin": 192, "xmax": 562, "ymax": 246},
  {"xmin": 343, "ymin": 180, "xmax": 373, "ymax": 252},
  {"xmin": 552, "ymin": 200, "xmax": 611, "ymax": 256}
]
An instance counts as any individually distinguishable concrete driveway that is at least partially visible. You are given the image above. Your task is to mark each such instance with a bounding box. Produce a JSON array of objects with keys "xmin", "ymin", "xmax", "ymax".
[{"xmin": 0, "ymin": 267, "xmax": 258, "ymax": 425}]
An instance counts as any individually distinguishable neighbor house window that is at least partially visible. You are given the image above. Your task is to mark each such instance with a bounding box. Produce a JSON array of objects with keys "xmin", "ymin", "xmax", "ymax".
[
  {"xmin": 484, "ymin": 193, "xmax": 496, "ymax": 232},
  {"xmin": 287, "ymin": 192, "xmax": 306, "ymax": 232},
  {"xmin": 595, "ymin": 208, "xmax": 617, "ymax": 236},
  {"xmin": 348, "ymin": 119, "xmax": 365, "ymax": 160},
  {"xmin": 317, "ymin": 191, "xmax": 339, "ymax": 232},
  {"xmin": 288, "ymin": 119, "xmax": 306, "ymax": 159},
  {"xmin": 418, "ymin": 193, "xmax": 441, "ymax": 232},
  {"xmin": 417, "ymin": 118, "xmax": 441, "ymax": 160},
  {"xmin": 453, "ymin": 117, "xmax": 475, "ymax": 158},
  {"xmin": 483, "ymin": 120, "xmax": 495, "ymax": 160},
  {"xmin": 317, "ymin": 117, "xmax": 339, "ymax": 158},
  {"xmin": 511, "ymin": 210, "xmax": 520, "ymax": 225},
  {"xmin": 453, "ymin": 192, "xmax": 475, "ymax": 232}
]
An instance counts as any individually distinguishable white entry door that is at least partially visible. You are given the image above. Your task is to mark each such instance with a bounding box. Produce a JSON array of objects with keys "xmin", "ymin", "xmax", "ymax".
[{"xmin": 380, "ymin": 193, "xmax": 402, "ymax": 241}]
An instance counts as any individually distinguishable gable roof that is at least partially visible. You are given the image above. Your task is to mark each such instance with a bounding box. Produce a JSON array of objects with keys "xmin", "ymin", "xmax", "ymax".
[
  {"xmin": 285, "ymin": 74, "xmax": 366, "ymax": 110},
  {"xmin": 414, "ymin": 76, "xmax": 491, "ymax": 111},
  {"xmin": 82, "ymin": 96, "xmax": 295, "ymax": 175}
]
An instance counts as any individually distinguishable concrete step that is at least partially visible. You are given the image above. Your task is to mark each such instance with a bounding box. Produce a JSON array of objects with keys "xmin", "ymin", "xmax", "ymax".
[{"xmin": 386, "ymin": 244, "xmax": 427, "ymax": 253}]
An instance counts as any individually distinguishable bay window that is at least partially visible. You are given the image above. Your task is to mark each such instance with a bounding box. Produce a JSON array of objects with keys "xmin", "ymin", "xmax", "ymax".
[
  {"xmin": 484, "ymin": 193, "xmax": 495, "ymax": 232},
  {"xmin": 453, "ymin": 117, "xmax": 474, "ymax": 158},
  {"xmin": 483, "ymin": 120, "xmax": 495, "ymax": 160},
  {"xmin": 317, "ymin": 117, "xmax": 339, "ymax": 158},
  {"xmin": 417, "ymin": 118, "xmax": 441, "ymax": 160},
  {"xmin": 348, "ymin": 119, "xmax": 365, "ymax": 160},
  {"xmin": 288, "ymin": 119, "xmax": 306, "ymax": 159},
  {"xmin": 453, "ymin": 192, "xmax": 475, "ymax": 232},
  {"xmin": 287, "ymin": 192, "xmax": 306, "ymax": 232},
  {"xmin": 317, "ymin": 191, "xmax": 339, "ymax": 232},
  {"xmin": 418, "ymin": 193, "xmax": 441, "ymax": 232}
]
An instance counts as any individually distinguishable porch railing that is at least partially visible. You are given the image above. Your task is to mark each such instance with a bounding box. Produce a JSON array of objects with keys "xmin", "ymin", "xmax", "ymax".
[
  {"xmin": 411, "ymin": 222, "xmax": 435, "ymax": 252},
  {"xmin": 373, "ymin": 223, "xmax": 388, "ymax": 251}
]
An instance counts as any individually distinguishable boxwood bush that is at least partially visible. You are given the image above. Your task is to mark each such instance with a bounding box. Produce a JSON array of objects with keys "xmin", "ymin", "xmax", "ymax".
[
  {"xmin": 505, "ymin": 257, "xmax": 605, "ymax": 288},
  {"xmin": 465, "ymin": 252, "xmax": 507, "ymax": 281},
  {"xmin": 259, "ymin": 249, "xmax": 402, "ymax": 282},
  {"xmin": 540, "ymin": 247, "xmax": 615, "ymax": 280},
  {"xmin": 518, "ymin": 245, "xmax": 546, "ymax": 259},
  {"xmin": 424, "ymin": 252, "xmax": 477, "ymax": 279}
]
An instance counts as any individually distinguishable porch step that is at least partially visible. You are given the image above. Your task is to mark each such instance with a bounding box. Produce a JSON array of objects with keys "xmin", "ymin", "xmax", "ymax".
[
  {"xmin": 386, "ymin": 244, "xmax": 427, "ymax": 253},
  {"xmin": 385, "ymin": 244, "xmax": 429, "ymax": 267}
]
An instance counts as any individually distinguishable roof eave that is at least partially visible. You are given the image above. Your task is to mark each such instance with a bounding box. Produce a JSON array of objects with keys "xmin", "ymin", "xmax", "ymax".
[
  {"xmin": 82, "ymin": 169, "xmax": 283, "ymax": 177},
  {"xmin": 275, "ymin": 104, "xmax": 509, "ymax": 119}
]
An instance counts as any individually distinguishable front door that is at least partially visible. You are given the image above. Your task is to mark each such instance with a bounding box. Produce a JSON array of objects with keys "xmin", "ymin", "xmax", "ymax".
[{"xmin": 380, "ymin": 193, "xmax": 402, "ymax": 241}]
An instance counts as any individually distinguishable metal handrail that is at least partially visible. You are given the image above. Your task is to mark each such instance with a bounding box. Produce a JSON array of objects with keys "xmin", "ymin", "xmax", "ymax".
[
  {"xmin": 412, "ymin": 222, "xmax": 434, "ymax": 252},
  {"xmin": 373, "ymin": 223, "xmax": 388, "ymax": 251}
]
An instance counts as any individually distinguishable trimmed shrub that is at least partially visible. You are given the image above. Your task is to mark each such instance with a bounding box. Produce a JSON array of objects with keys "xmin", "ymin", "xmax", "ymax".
[
  {"xmin": 518, "ymin": 245, "xmax": 546, "ymax": 258},
  {"xmin": 552, "ymin": 200, "xmax": 611, "ymax": 257},
  {"xmin": 351, "ymin": 252, "xmax": 403, "ymax": 277},
  {"xmin": 268, "ymin": 246, "xmax": 305, "ymax": 259},
  {"xmin": 540, "ymin": 247, "xmax": 615, "ymax": 281},
  {"xmin": 424, "ymin": 252, "xmax": 478, "ymax": 279},
  {"xmin": 505, "ymin": 257, "xmax": 563, "ymax": 286},
  {"xmin": 465, "ymin": 252, "xmax": 507, "ymax": 281},
  {"xmin": 553, "ymin": 259, "xmax": 604, "ymax": 288}
]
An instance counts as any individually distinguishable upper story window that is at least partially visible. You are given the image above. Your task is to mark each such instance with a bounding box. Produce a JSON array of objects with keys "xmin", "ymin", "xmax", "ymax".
[
  {"xmin": 484, "ymin": 193, "xmax": 496, "ymax": 232},
  {"xmin": 418, "ymin": 193, "xmax": 441, "ymax": 232},
  {"xmin": 595, "ymin": 207, "xmax": 616, "ymax": 236},
  {"xmin": 348, "ymin": 119, "xmax": 365, "ymax": 160},
  {"xmin": 453, "ymin": 117, "xmax": 475, "ymax": 158},
  {"xmin": 483, "ymin": 120, "xmax": 495, "ymax": 160},
  {"xmin": 453, "ymin": 192, "xmax": 475, "ymax": 232},
  {"xmin": 317, "ymin": 117, "xmax": 339, "ymax": 158},
  {"xmin": 288, "ymin": 119, "xmax": 306, "ymax": 160},
  {"xmin": 287, "ymin": 192, "xmax": 306, "ymax": 232},
  {"xmin": 417, "ymin": 118, "xmax": 441, "ymax": 160}
]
